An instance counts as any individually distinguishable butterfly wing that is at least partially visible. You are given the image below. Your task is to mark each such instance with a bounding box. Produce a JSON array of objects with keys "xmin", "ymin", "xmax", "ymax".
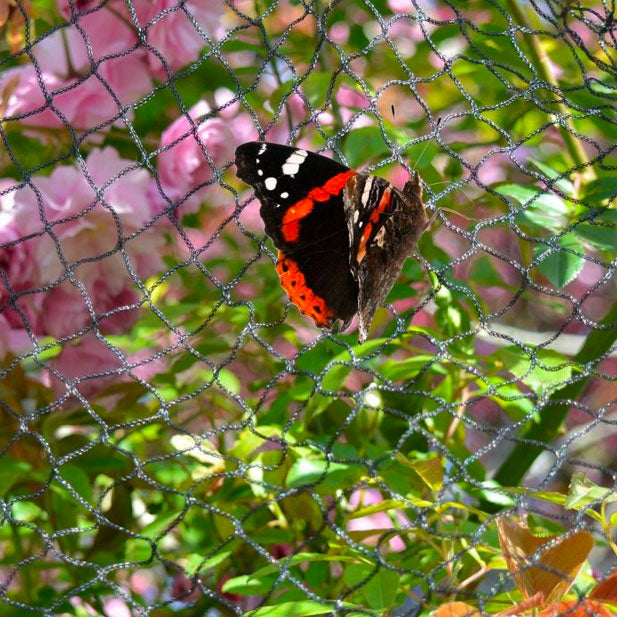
[
  {"xmin": 343, "ymin": 172, "xmax": 426, "ymax": 342},
  {"xmin": 235, "ymin": 142, "xmax": 359, "ymax": 328}
]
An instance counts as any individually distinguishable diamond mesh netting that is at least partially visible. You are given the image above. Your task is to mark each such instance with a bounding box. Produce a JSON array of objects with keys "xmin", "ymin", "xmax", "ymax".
[{"xmin": 1, "ymin": 0, "xmax": 617, "ymax": 615}]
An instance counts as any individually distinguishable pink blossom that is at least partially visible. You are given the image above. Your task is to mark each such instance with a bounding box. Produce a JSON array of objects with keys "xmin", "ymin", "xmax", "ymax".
[
  {"xmin": 264, "ymin": 93, "xmax": 310, "ymax": 143},
  {"xmin": 0, "ymin": 65, "xmax": 64, "ymax": 128},
  {"xmin": 45, "ymin": 335, "xmax": 169, "ymax": 398},
  {"xmin": 388, "ymin": 0, "xmax": 411, "ymax": 12},
  {"xmin": 347, "ymin": 489, "xmax": 409, "ymax": 552},
  {"xmin": 5, "ymin": 5, "xmax": 153, "ymax": 131},
  {"xmin": 102, "ymin": 598, "xmax": 131, "ymax": 617},
  {"xmin": 40, "ymin": 282, "xmax": 141, "ymax": 338},
  {"xmin": 138, "ymin": 0, "xmax": 226, "ymax": 80},
  {"xmin": 329, "ymin": 22, "xmax": 350, "ymax": 45},
  {"xmin": 336, "ymin": 85, "xmax": 370, "ymax": 109},
  {"xmin": 1, "ymin": 147, "xmax": 163, "ymax": 339},
  {"xmin": 42, "ymin": 4, "xmax": 140, "ymax": 72},
  {"xmin": 214, "ymin": 87, "xmax": 241, "ymax": 119},
  {"xmin": 14, "ymin": 147, "xmax": 161, "ymax": 282},
  {"xmin": 157, "ymin": 100, "xmax": 234, "ymax": 212},
  {"xmin": 46, "ymin": 335, "xmax": 123, "ymax": 398},
  {"xmin": 0, "ymin": 315, "xmax": 32, "ymax": 360},
  {"xmin": 130, "ymin": 347, "xmax": 167, "ymax": 381}
]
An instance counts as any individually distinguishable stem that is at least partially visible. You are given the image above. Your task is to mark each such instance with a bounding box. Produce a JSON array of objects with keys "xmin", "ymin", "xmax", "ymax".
[
  {"xmin": 11, "ymin": 524, "xmax": 34, "ymax": 602},
  {"xmin": 505, "ymin": 0, "xmax": 594, "ymax": 181},
  {"xmin": 445, "ymin": 385, "xmax": 471, "ymax": 443},
  {"xmin": 600, "ymin": 501, "xmax": 617, "ymax": 558},
  {"xmin": 60, "ymin": 28, "xmax": 78, "ymax": 78},
  {"xmin": 255, "ymin": 0, "xmax": 294, "ymax": 138}
]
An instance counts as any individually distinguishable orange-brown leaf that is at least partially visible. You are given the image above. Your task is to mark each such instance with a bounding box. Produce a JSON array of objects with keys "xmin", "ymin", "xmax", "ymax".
[
  {"xmin": 497, "ymin": 592, "xmax": 545, "ymax": 616},
  {"xmin": 537, "ymin": 600, "xmax": 615, "ymax": 617},
  {"xmin": 497, "ymin": 517, "xmax": 594, "ymax": 603},
  {"xmin": 590, "ymin": 570, "xmax": 617, "ymax": 604},
  {"xmin": 433, "ymin": 602, "xmax": 482, "ymax": 617}
]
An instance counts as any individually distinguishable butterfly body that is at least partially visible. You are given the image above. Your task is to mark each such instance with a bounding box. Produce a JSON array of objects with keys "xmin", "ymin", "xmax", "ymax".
[{"xmin": 235, "ymin": 141, "xmax": 427, "ymax": 342}]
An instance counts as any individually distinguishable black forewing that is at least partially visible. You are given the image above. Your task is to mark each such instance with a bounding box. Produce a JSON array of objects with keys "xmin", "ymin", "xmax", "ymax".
[
  {"xmin": 235, "ymin": 141, "xmax": 358, "ymax": 324},
  {"xmin": 235, "ymin": 142, "xmax": 351, "ymax": 251}
]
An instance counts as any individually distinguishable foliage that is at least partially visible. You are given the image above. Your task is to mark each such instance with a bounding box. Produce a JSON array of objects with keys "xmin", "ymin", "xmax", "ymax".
[{"xmin": 1, "ymin": 0, "xmax": 617, "ymax": 616}]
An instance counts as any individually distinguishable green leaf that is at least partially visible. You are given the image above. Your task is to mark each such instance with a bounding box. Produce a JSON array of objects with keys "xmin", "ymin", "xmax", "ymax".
[
  {"xmin": 478, "ymin": 481, "xmax": 515, "ymax": 506},
  {"xmin": 343, "ymin": 564, "xmax": 399, "ymax": 610},
  {"xmin": 565, "ymin": 471, "xmax": 617, "ymax": 510},
  {"xmin": 529, "ymin": 159, "xmax": 575, "ymax": 196},
  {"xmin": 483, "ymin": 379, "xmax": 535, "ymax": 421},
  {"xmin": 494, "ymin": 300, "xmax": 617, "ymax": 488},
  {"xmin": 344, "ymin": 126, "xmax": 389, "ymax": 168},
  {"xmin": 470, "ymin": 256, "xmax": 507, "ymax": 287},
  {"xmin": 185, "ymin": 550, "xmax": 232, "ymax": 575},
  {"xmin": 301, "ymin": 72, "xmax": 334, "ymax": 108},
  {"xmin": 0, "ymin": 458, "xmax": 31, "ymax": 497},
  {"xmin": 500, "ymin": 486, "xmax": 567, "ymax": 506},
  {"xmin": 348, "ymin": 499, "xmax": 407, "ymax": 519},
  {"xmin": 394, "ymin": 453, "xmax": 443, "ymax": 493},
  {"xmin": 11, "ymin": 501, "xmax": 43, "ymax": 522},
  {"xmin": 286, "ymin": 458, "xmax": 363, "ymax": 490},
  {"xmin": 58, "ymin": 464, "xmax": 93, "ymax": 503},
  {"xmin": 222, "ymin": 572, "xmax": 277, "ymax": 595},
  {"xmin": 125, "ymin": 538, "xmax": 152, "ymax": 562},
  {"xmin": 498, "ymin": 183, "xmax": 567, "ymax": 230},
  {"xmin": 409, "ymin": 456, "xmax": 443, "ymax": 492},
  {"xmin": 582, "ymin": 178, "xmax": 617, "ymax": 204},
  {"xmin": 246, "ymin": 553, "xmax": 362, "ymax": 580},
  {"xmin": 362, "ymin": 568, "xmax": 400, "ymax": 610},
  {"xmin": 244, "ymin": 600, "xmax": 346, "ymax": 617},
  {"xmin": 575, "ymin": 223, "xmax": 617, "ymax": 254},
  {"xmin": 380, "ymin": 355, "xmax": 446, "ymax": 380},
  {"xmin": 533, "ymin": 234, "xmax": 584, "ymax": 288},
  {"xmin": 497, "ymin": 347, "xmax": 572, "ymax": 395}
]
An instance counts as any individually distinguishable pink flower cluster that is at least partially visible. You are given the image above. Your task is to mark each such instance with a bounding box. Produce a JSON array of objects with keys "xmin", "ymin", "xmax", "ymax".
[
  {"xmin": 1, "ymin": 0, "xmax": 226, "ymax": 132},
  {"xmin": 0, "ymin": 147, "xmax": 163, "ymax": 358}
]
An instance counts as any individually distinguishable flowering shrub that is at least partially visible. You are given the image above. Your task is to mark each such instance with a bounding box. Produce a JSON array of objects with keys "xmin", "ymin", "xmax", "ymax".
[{"xmin": 1, "ymin": 1, "xmax": 617, "ymax": 617}]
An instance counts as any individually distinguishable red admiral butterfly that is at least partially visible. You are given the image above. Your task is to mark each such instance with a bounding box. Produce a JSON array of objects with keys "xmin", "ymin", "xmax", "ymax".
[{"xmin": 235, "ymin": 142, "xmax": 427, "ymax": 342}]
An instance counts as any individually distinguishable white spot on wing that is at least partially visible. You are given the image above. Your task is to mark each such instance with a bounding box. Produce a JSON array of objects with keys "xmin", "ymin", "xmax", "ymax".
[
  {"xmin": 282, "ymin": 149, "xmax": 309, "ymax": 177},
  {"xmin": 258, "ymin": 143, "xmax": 267, "ymax": 155},
  {"xmin": 265, "ymin": 177, "xmax": 277, "ymax": 191},
  {"xmin": 353, "ymin": 210, "xmax": 359, "ymax": 223},
  {"xmin": 361, "ymin": 176, "xmax": 374, "ymax": 207},
  {"xmin": 257, "ymin": 169, "xmax": 263, "ymax": 176},
  {"xmin": 280, "ymin": 192, "xmax": 289, "ymax": 199},
  {"xmin": 282, "ymin": 163, "xmax": 300, "ymax": 176}
]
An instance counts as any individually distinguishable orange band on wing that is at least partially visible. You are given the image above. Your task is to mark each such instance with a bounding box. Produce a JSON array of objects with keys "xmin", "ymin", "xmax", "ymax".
[
  {"xmin": 275, "ymin": 252, "xmax": 335, "ymax": 327},
  {"xmin": 356, "ymin": 187, "xmax": 392, "ymax": 263},
  {"xmin": 281, "ymin": 170, "xmax": 356, "ymax": 242}
]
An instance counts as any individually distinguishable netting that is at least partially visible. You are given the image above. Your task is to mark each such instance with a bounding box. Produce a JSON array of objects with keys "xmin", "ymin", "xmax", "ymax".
[{"xmin": 1, "ymin": 0, "xmax": 617, "ymax": 615}]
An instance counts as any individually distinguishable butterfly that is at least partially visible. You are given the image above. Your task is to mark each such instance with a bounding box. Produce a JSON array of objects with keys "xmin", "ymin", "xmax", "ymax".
[{"xmin": 235, "ymin": 142, "xmax": 427, "ymax": 342}]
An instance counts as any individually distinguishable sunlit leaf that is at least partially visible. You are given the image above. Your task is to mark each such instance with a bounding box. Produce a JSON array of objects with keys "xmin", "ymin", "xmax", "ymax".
[
  {"xmin": 497, "ymin": 516, "xmax": 593, "ymax": 603},
  {"xmin": 244, "ymin": 600, "xmax": 356, "ymax": 617},
  {"xmin": 565, "ymin": 472, "xmax": 617, "ymax": 510},
  {"xmin": 498, "ymin": 184, "xmax": 567, "ymax": 230},
  {"xmin": 533, "ymin": 234, "xmax": 585, "ymax": 288}
]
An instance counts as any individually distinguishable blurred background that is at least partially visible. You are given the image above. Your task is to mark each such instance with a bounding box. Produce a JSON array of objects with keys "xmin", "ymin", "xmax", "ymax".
[{"xmin": 0, "ymin": 1, "xmax": 617, "ymax": 615}]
